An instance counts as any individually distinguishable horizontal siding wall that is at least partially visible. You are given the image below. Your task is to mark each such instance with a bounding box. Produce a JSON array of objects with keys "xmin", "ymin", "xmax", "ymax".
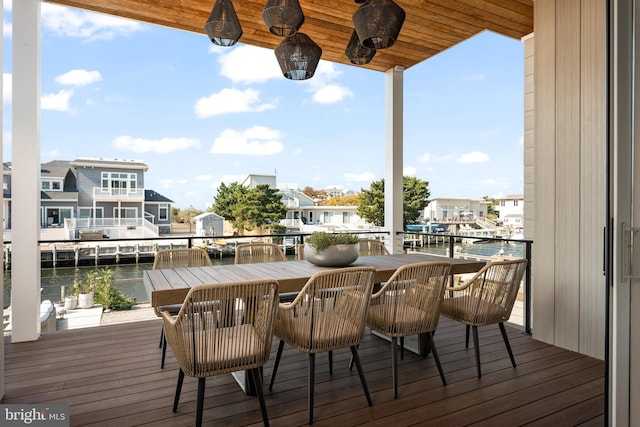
[{"xmin": 532, "ymin": 0, "xmax": 606, "ymax": 359}]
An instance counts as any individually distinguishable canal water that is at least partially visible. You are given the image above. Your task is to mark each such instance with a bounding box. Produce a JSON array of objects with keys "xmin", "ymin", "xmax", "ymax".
[{"xmin": 3, "ymin": 239, "xmax": 526, "ymax": 309}]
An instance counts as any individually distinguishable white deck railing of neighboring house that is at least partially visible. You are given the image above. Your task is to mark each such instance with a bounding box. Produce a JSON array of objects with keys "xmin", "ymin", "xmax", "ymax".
[{"xmin": 92, "ymin": 187, "xmax": 145, "ymax": 200}]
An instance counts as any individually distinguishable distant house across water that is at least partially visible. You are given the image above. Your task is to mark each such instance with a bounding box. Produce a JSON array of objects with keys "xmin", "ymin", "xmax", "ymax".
[{"xmin": 2, "ymin": 157, "xmax": 174, "ymax": 240}]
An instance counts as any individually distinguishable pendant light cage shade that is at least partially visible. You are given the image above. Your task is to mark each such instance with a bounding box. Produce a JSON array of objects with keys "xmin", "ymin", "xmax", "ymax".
[
  {"xmin": 204, "ymin": 0, "xmax": 243, "ymax": 47},
  {"xmin": 345, "ymin": 30, "xmax": 376, "ymax": 65},
  {"xmin": 352, "ymin": 0, "xmax": 406, "ymax": 50},
  {"xmin": 262, "ymin": 0, "xmax": 305, "ymax": 37},
  {"xmin": 275, "ymin": 33, "xmax": 322, "ymax": 80}
]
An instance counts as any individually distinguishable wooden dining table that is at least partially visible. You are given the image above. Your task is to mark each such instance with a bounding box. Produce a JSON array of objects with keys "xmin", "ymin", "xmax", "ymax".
[
  {"xmin": 144, "ymin": 253, "xmax": 485, "ymax": 309},
  {"xmin": 144, "ymin": 253, "xmax": 485, "ymax": 395}
]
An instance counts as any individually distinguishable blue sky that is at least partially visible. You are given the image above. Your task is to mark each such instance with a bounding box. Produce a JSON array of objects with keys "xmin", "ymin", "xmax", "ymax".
[{"xmin": 3, "ymin": 2, "xmax": 524, "ymax": 210}]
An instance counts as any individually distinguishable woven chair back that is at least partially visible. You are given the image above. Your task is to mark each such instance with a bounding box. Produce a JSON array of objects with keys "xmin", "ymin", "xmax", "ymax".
[
  {"xmin": 153, "ymin": 248, "xmax": 212, "ymax": 269},
  {"xmin": 162, "ymin": 279, "xmax": 279, "ymax": 378},
  {"xmin": 442, "ymin": 258, "xmax": 527, "ymax": 326},
  {"xmin": 367, "ymin": 261, "xmax": 451, "ymax": 337},
  {"xmin": 275, "ymin": 266, "xmax": 375, "ymax": 353},
  {"xmin": 358, "ymin": 239, "xmax": 390, "ymax": 256},
  {"xmin": 235, "ymin": 243, "xmax": 287, "ymax": 264}
]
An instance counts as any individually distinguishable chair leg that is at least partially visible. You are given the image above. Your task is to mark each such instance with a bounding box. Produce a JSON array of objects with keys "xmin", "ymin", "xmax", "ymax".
[
  {"xmin": 400, "ymin": 336, "xmax": 405, "ymax": 360},
  {"xmin": 159, "ymin": 326, "xmax": 164, "ymax": 348},
  {"xmin": 269, "ymin": 340, "xmax": 285, "ymax": 391},
  {"xmin": 465, "ymin": 325, "xmax": 470, "ymax": 348},
  {"xmin": 251, "ymin": 368, "xmax": 270, "ymax": 427},
  {"xmin": 426, "ymin": 332, "xmax": 447, "ymax": 386},
  {"xmin": 161, "ymin": 336, "xmax": 167, "ymax": 369},
  {"xmin": 391, "ymin": 337, "xmax": 399, "ymax": 399},
  {"xmin": 308, "ymin": 353, "xmax": 315, "ymax": 425},
  {"xmin": 471, "ymin": 326, "xmax": 482, "ymax": 378},
  {"xmin": 348, "ymin": 344, "xmax": 360, "ymax": 371},
  {"xmin": 329, "ymin": 350, "xmax": 333, "ymax": 374},
  {"xmin": 499, "ymin": 322, "xmax": 517, "ymax": 368},
  {"xmin": 196, "ymin": 377, "xmax": 206, "ymax": 427},
  {"xmin": 350, "ymin": 346, "xmax": 373, "ymax": 407},
  {"xmin": 173, "ymin": 368, "xmax": 185, "ymax": 412}
]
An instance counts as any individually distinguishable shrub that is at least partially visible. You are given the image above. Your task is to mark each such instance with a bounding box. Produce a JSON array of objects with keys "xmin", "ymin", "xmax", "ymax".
[{"xmin": 305, "ymin": 232, "xmax": 359, "ymax": 252}]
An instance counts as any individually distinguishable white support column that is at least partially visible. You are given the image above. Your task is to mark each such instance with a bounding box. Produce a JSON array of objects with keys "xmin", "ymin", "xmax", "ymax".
[
  {"xmin": 1, "ymin": 0, "xmax": 5, "ymax": 399},
  {"xmin": 11, "ymin": 0, "xmax": 41, "ymax": 342},
  {"xmin": 384, "ymin": 66, "xmax": 404, "ymax": 254}
]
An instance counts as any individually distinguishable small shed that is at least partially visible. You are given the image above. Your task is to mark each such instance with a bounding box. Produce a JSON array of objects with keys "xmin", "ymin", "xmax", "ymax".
[{"xmin": 195, "ymin": 212, "xmax": 224, "ymax": 237}]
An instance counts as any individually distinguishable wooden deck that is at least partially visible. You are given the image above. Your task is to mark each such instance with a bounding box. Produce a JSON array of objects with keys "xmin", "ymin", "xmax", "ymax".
[{"xmin": 3, "ymin": 318, "xmax": 604, "ymax": 426}]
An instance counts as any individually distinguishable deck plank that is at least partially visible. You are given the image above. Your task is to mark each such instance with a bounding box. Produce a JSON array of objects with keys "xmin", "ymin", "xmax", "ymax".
[{"xmin": 4, "ymin": 317, "xmax": 604, "ymax": 426}]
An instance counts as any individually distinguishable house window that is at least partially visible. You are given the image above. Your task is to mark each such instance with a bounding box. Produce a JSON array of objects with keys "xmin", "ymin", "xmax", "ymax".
[
  {"xmin": 342, "ymin": 212, "xmax": 353, "ymax": 224},
  {"xmin": 101, "ymin": 172, "xmax": 137, "ymax": 194},
  {"xmin": 114, "ymin": 207, "xmax": 138, "ymax": 221},
  {"xmin": 79, "ymin": 207, "xmax": 104, "ymax": 218},
  {"xmin": 41, "ymin": 179, "xmax": 63, "ymax": 191},
  {"xmin": 159, "ymin": 204, "xmax": 168, "ymax": 221},
  {"xmin": 513, "ymin": 200, "xmax": 519, "ymax": 206},
  {"xmin": 501, "ymin": 200, "xmax": 506, "ymax": 206}
]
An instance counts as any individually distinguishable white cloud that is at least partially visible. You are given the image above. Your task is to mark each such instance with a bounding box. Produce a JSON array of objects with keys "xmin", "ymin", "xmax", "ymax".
[
  {"xmin": 194, "ymin": 88, "xmax": 275, "ymax": 118},
  {"xmin": 212, "ymin": 174, "xmax": 249, "ymax": 189},
  {"xmin": 312, "ymin": 84, "xmax": 353, "ymax": 104},
  {"xmin": 216, "ymin": 45, "xmax": 282, "ymax": 84},
  {"xmin": 344, "ymin": 172, "xmax": 376, "ymax": 182},
  {"xmin": 3, "ymin": 18, "xmax": 11, "ymax": 37},
  {"xmin": 483, "ymin": 178, "xmax": 509, "ymax": 189},
  {"xmin": 419, "ymin": 153, "xmax": 431, "ymax": 163},
  {"xmin": 55, "ymin": 69, "xmax": 102, "ymax": 86},
  {"xmin": 159, "ymin": 179, "xmax": 175, "ymax": 189},
  {"xmin": 293, "ymin": 148, "xmax": 303, "ymax": 155},
  {"xmin": 196, "ymin": 175, "xmax": 212, "ymax": 181},
  {"xmin": 41, "ymin": 89, "xmax": 74, "ymax": 112},
  {"xmin": 518, "ymin": 135, "xmax": 524, "ymax": 146},
  {"xmin": 463, "ymin": 73, "xmax": 486, "ymax": 81},
  {"xmin": 458, "ymin": 151, "xmax": 490, "ymax": 163},
  {"xmin": 41, "ymin": 3, "xmax": 146, "ymax": 42},
  {"xmin": 3, "ymin": 73, "xmax": 11, "ymax": 105},
  {"xmin": 403, "ymin": 166, "xmax": 417, "ymax": 176},
  {"xmin": 112, "ymin": 135, "xmax": 201, "ymax": 154},
  {"xmin": 210, "ymin": 126, "xmax": 284, "ymax": 156}
]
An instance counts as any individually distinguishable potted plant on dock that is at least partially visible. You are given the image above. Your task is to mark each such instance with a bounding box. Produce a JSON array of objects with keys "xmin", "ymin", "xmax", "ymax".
[{"xmin": 304, "ymin": 232, "xmax": 360, "ymax": 267}]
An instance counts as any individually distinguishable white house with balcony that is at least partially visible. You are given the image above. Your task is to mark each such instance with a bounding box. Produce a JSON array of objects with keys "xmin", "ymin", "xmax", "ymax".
[
  {"xmin": 2, "ymin": 157, "xmax": 173, "ymax": 240},
  {"xmin": 494, "ymin": 194, "xmax": 524, "ymax": 230},
  {"xmin": 423, "ymin": 198, "xmax": 488, "ymax": 222}
]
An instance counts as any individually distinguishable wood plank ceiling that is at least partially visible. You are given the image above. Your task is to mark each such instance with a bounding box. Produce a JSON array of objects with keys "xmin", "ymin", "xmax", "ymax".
[{"xmin": 45, "ymin": 0, "xmax": 533, "ymax": 73}]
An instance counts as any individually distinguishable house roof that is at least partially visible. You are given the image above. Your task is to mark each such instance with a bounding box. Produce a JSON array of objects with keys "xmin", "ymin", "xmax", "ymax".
[
  {"xmin": 47, "ymin": 0, "xmax": 533, "ymax": 73},
  {"xmin": 40, "ymin": 191, "xmax": 79, "ymax": 202},
  {"xmin": 145, "ymin": 189, "xmax": 174, "ymax": 203},
  {"xmin": 70, "ymin": 157, "xmax": 149, "ymax": 172},
  {"xmin": 41, "ymin": 160, "xmax": 73, "ymax": 178}
]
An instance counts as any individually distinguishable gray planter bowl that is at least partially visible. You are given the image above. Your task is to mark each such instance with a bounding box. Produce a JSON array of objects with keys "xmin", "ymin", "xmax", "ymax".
[{"xmin": 304, "ymin": 243, "xmax": 359, "ymax": 267}]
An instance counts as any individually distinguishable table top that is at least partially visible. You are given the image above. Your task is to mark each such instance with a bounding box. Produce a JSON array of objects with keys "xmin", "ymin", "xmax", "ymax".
[{"xmin": 144, "ymin": 253, "xmax": 485, "ymax": 308}]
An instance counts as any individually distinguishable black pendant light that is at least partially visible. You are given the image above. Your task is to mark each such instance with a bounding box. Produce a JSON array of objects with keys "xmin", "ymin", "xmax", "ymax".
[
  {"xmin": 345, "ymin": 30, "xmax": 376, "ymax": 65},
  {"xmin": 262, "ymin": 0, "xmax": 305, "ymax": 37},
  {"xmin": 204, "ymin": 0, "xmax": 243, "ymax": 47},
  {"xmin": 352, "ymin": 0, "xmax": 406, "ymax": 49},
  {"xmin": 274, "ymin": 33, "xmax": 322, "ymax": 80}
]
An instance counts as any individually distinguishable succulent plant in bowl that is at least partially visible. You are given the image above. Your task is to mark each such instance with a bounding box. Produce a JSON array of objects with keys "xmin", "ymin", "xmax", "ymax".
[{"xmin": 304, "ymin": 232, "xmax": 360, "ymax": 266}]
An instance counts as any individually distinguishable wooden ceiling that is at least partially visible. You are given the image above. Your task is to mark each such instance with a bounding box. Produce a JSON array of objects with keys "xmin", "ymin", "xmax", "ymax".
[{"xmin": 45, "ymin": 0, "xmax": 533, "ymax": 72}]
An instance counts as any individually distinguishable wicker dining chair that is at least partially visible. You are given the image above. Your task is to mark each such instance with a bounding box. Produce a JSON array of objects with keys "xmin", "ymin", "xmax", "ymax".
[
  {"xmin": 440, "ymin": 258, "xmax": 528, "ymax": 378},
  {"xmin": 235, "ymin": 242, "xmax": 298, "ymax": 303},
  {"xmin": 161, "ymin": 279, "xmax": 279, "ymax": 427},
  {"xmin": 358, "ymin": 238, "xmax": 390, "ymax": 256},
  {"xmin": 365, "ymin": 261, "xmax": 452, "ymax": 398},
  {"xmin": 268, "ymin": 266, "xmax": 376, "ymax": 424},
  {"xmin": 153, "ymin": 247, "xmax": 213, "ymax": 368},
  {"xmin": 235, "ymin": 242, "xmax": 287, "ymax": 264}
]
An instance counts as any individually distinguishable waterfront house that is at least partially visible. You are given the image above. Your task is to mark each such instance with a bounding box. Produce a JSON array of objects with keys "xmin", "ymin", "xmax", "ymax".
[
  {"xmin": 494, "ymin": 194, "xmax": 524, "ymax": 230},
  {"xmin": 3, "ymin": 158, "xmax": 173, "ymax": 239},
  {"xmin": 4, "ymin": 1, "xmax": 637, "ymax": 423},
  {"xmin": 423, "ymin": 198, "xmax": 489, "ymax": 223}
]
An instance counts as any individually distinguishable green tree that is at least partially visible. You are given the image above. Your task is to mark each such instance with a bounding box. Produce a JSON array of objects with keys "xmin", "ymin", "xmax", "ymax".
[
  {"xmin": 234, "ymin": 184, "xmax": 287, "ymax": 231},
  {"xmin": 211, "ymin": 183, "xmax": 287, "ymax": 231},
  {"xmin": 322, "ymin": 194, "xmax": 360, "ymax": 206},
  {"xmin": 482, "ymin": 195, "xmax": 499, "ymax": 219},
  {"xmin": 357, "ymin": 176, "xmax": 430, "ymax": 227},
  {"xmin": 211, "ymin": 182, "xmax": 248, "ymax": 226}
]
